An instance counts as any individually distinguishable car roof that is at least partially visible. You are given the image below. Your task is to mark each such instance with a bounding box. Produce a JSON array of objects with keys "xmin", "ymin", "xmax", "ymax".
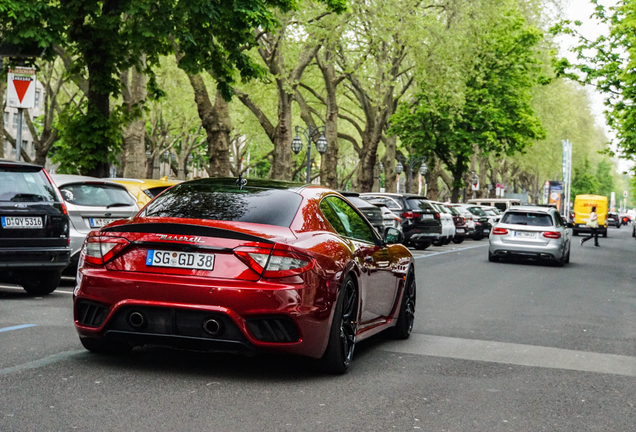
[
  {"xmin": 51, "ymin": 174, "xmax": 127, "ymax": 188},
  {"xmin": 0, "ymin": 159, "xmax": 43, "ymax": 170},
  {"xmin": 506, "ymin": 205, "xmax": 554, "ymax": 213},
  {"xmin": 360, "ymin": 192, "xmax": 428, "ymax": 199},
  {"xmin": 104, "ymin": 178, "xmax": 182, "ymax": 187}
]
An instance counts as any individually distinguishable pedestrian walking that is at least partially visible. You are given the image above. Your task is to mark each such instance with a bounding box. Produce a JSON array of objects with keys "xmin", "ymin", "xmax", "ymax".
[{"xmin": 580, "ymin": 206, "xmax": 600, "ymax": 247}]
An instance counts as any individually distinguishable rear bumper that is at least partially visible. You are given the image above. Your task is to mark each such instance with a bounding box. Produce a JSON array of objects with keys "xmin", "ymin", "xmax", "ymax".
[
  {"xmin": 74, "ymin": 269, "xmax": 334, "ymax": 359},
  {"xmin": 0, "ymin": 247, "xmax": 70, "ymax": 271},
  {"xmin": 489, "ymin": 238, "xmax": 565, "ymax": 260}
]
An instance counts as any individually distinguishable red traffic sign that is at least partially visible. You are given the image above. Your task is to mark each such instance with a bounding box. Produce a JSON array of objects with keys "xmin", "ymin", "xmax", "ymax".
[{"xmin": 7, "ymin": 67, "xmax": 36, "ymax": 109}]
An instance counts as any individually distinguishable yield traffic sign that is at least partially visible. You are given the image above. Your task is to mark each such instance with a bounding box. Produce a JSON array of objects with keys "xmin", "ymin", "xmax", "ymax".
[{"xmin": 7, "ymin": 67, "xmax": 36, "ymax": 109}]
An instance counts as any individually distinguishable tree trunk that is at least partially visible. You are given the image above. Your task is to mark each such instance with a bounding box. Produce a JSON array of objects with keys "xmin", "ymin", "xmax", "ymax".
[
  {"xmin": 86, "ymin": 68, "xmax": 111, "ymax": 178},
  {"xmin": 0, "ymin": 78, "xmax": 5, "ymax": 159},
  {"xmin": 188, "ymin": 74, "xmax": 232, "ymax": 177},
  {"xmin": 121, "ymin": 65, "xmax": 148, "ymax": 178},
  {"xmin": 383, "ymin": 135, "xmax": 397, "ymax": 193}
]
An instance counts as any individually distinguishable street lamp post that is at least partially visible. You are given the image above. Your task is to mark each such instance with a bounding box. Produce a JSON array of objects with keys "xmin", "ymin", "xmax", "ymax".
[
  {"xmin": 291, "ymin": 125, "xmax": 328, "ymax": 183},
  {"xmin": 397, "ymin": 155, "xmax": 427, "ymax": 194}
]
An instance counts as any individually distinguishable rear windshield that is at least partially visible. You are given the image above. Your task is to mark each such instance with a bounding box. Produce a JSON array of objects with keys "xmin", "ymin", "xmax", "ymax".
[
  {"xmin": 0, "ymin": 168, "xmax": 59, "ymax": 202},
  {"xmin": 406, "ymin": 198, "xmax": 436, "ymax": 214},
  {"xmin": 346, "ymin": 196, "xmax": 374, "ymax": 209},
  {"xmin": 501, "ymin": 212, "xmax": 553, "ymax": 227},
  {"xmin": 60, "ymin": 183, "xmax": 136, "ymax": 207},
  {"xmin": 444, "ymin": 206, "xmax": 460, "ymax": 216},
  {"xmin": 143, "ymin": 183, "xmax": 302, "ymax": 227},
  {"xmin": 468, "ymin": 207, "xmax": 487, "ymax": 216},
  {"xmin": 144, "ymin": 186, "xmax": 172, "ymax": 198}
]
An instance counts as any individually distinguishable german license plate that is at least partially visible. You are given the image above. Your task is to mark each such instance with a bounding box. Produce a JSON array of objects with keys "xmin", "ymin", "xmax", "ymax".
[
  {"xmin": 89, "ymin": 218, "xmax": 118, "ymax": 228},
  {"xmin": 514, "ymin": 231, "xmax": 536, "ymax": 239},
  {"xmin": 1, "ymin": 216, "xmax": 43, "ymax": 229},
  {"xmin": 146, "ymin": 250, "xmax": 214, "ymax": 270},
  {"xmin": 420, "ymin": 214, "xmax": 433, "ymax": 219},
  {"xmin": 483, "ymin": 229, "xmax": 490, "ymax": 234}
]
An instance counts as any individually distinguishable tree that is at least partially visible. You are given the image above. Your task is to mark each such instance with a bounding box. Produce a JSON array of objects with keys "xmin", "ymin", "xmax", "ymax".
[
  {"xmin": 552, "ymin": 0, "xmax": 636, "ymax": 167},
  {"xmin": 571, "ymin": 157, "xmax": 601, "ymax": 198},
  {"xmin": 391, "ymin": 6, "xmax": 547, "ymax": 201},
  {"xmin": 0, "ymin": 0, "xmax": 333, "ymax": 176}
]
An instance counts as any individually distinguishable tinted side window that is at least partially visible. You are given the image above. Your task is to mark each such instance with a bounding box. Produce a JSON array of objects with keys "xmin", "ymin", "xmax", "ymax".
[
  {"xmin": 321, "ymin": 196, "xmax": 375, "ymax": 243},
  {"xmin": 494, "ymin": 203, "xmax": 507, "ymax": 211}
]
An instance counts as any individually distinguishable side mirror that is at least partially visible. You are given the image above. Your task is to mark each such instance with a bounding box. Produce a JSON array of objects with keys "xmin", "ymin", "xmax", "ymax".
[{"xmin": 383, "ymin": 227, "xmax": 404, "ymax": 245}]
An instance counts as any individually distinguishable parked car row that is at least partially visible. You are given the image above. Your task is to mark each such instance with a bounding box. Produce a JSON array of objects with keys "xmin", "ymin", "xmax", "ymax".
[{"xmin": 0, "ymin": 159, "xmax": 180, "ymax": 294}]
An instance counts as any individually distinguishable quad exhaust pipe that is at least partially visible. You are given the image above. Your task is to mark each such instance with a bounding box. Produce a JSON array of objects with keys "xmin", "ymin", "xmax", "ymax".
[
  {"xmin": 128, "ymin": 311, "xmax": 147, "ymax": 329},
  {"xmin": 203, "ymin": 318, "xmax": 223, "ymax": 336}
]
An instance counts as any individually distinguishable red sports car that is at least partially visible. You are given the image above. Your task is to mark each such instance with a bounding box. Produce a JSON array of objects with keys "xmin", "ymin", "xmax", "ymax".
[{"xmin": 73, "ymin": 178, "xmax": 415, "ymax": 373}]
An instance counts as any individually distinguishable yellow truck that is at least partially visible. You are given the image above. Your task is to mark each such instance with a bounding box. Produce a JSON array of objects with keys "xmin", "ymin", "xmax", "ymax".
[{"xmin": 573, "ymin": 194, "xmax": 608, "ymax": 237}]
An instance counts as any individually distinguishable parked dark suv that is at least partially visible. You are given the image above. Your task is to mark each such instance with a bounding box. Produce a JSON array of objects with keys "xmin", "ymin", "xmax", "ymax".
[
  {"xmin": 360, "ymin": 193, "xmax": 442, "ymax": 249},
  {"xmin": 0, "ymin": 160, "xmax": 70, "ymax": 294}
]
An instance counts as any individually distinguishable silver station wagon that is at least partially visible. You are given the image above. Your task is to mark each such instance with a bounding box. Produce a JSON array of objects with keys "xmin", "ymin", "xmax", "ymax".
[{"xmin": 488, "ymin": 206, "xmax": 572, "ymax": 266}]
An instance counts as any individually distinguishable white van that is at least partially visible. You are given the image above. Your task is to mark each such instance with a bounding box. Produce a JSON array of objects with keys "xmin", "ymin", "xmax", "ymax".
[{"xmin": 466, "ymin": 198, "xmax": 521, "ymax": 212}]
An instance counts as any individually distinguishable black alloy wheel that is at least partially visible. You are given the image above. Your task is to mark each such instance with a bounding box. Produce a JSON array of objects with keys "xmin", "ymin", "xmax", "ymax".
[
  {"xmin": 388, "ymin": 266, "xmax": 416, "ymax": 340},
  {"xmin": 321, "ymin": 276, "xmax": 358, "ymax": 374}
]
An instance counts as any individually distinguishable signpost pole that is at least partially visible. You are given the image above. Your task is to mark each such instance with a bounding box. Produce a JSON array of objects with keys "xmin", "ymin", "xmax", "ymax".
[{"xmin": 15, "ymin": 108, "xmax": 23, "ymax": 161}]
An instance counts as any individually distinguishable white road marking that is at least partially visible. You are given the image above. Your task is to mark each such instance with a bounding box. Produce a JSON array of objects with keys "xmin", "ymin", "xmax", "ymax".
[
  {"xmin": 413, "ymin": 244, "xmax": 488, "ymax": 259},
  {"xmin": 0, "ymin": 350, "xmax": 85, "ymax": 376},
  {"xmin": 381, "ymin": 334, "xmax": 636, "ymax": 377},
  {"xmin": 0, "ymin": 285, "xmax": 74, "ymax": 294}
]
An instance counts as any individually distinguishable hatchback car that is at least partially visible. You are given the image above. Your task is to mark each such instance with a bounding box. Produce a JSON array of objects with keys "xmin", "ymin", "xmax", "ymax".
[
  {"xmin": 360, "ymin": 193, "xmax": 443, "ymax": 249},
  {"xmin": 52, "ymin": 175, "xmax": 139, "ymax": 271},
  {"xmin": 105, "ymin": 178, "xmax": 181, "ymax": 208},
  {"xmin": 488, "ymin": 206, "xmax": 572, "ymax": 266},
  {"xmin": 339, "ymin": 192, "xmax": 384, "ymax": 234},
  {"xmin": 606, "ymin": 212, "xmax": 621, "ymax": 228},
  {"xmin": 73, "ymin": 178, "xmax": 415, "ymax": 374},
  {"xmin": 0, "ymin": 160, "xmax": 70, "ymax": 294}
]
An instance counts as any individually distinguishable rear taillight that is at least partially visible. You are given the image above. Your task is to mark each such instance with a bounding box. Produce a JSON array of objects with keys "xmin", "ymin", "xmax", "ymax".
[
  {"xmin": 401, "ymin": 212, "xmax": 415, "ymax": 219},
  {"xmin": 493, "ymin": 227, "xmax": 508, "ymax": 235},
  {"xmin": 433, "ymin": 213, "xmax": 440, "ymax": 220},
  {"xmin": 543, "ymin": 231, "xmax": 562, "ymax": 239},
  {"xmin": 84, "ymin": 236, "xmax": 130, "ymax": 265},
  {"xmin": 234, "ymin": 246, "xmax": 315, "ymax": 278}
]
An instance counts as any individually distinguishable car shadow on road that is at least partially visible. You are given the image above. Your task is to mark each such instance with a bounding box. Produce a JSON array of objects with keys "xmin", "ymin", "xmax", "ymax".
[{"xmin": 78, "ymin": 333, "xmax": 390, "ymax": 381}]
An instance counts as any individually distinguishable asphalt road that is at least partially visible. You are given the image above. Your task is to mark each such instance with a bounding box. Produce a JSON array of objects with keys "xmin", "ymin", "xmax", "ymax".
[{"xmin": 1, "ymin": 231, "xmax": 635, "ymax": 431}]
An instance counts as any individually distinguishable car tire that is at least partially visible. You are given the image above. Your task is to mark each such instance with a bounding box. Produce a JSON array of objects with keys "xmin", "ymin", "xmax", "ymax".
[
  {"xmin": 414, "ymin": 241, "xmax": 429, "ymax": 250},
  {"xmin": 488, "ymin": 251, "xmax": 498, "ymax": 262},
  {"xmin": 320, "ymin": 275, "xmax": 358, "ymax": 374},
  {"xmin": 444, "ymin": 237, "xmax": 453, "ymax": 245},
  {"xmin": 432, "ymin": 240, "xmax": 442, "ymax": 246},
  {"xmin": 387, "ymin": 266, "xmax": 416, "ymax": 340},
  {"xmin": 19, "ymin": 270, "xmax": 62, "ymax": 295},
  {"xmin": 80, "ymin": 337, "xmax": 133, "ymax": 354},
  {"xmin": 452, "ymin": 237, "xmax": 465, "ymax": 244},
  {"xmin": 564, "ymin": 246, "xmax": 570, "ymax": 264},
  {"xmin": 473, "ymin": 234, "xmax": 484, "ymax": 241}
]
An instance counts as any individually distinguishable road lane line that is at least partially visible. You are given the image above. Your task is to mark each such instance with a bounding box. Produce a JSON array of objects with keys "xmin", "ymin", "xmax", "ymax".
[
  {"xmin": 0, "ymin": 350, "xmax": 85, "ymax": 376},
  {"xmin": 0, "ymin": 285, "xmax": 74, "ymax": 294},
  {"xmin": 413, "ymin": 244, "xmax": 488, "ymax": 259},
  {"xmin": 381, "ymin": 334, "xmax": 636, "ymax": 377},
  {"xmin": 0, "ymin": 324, "xmax": 37, "ymax": 333}
]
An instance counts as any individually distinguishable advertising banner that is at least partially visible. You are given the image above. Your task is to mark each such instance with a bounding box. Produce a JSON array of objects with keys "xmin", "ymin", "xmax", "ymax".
[{"xmin": 549, "ymin": 181, "xmax": 563, "ymax": 213}]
